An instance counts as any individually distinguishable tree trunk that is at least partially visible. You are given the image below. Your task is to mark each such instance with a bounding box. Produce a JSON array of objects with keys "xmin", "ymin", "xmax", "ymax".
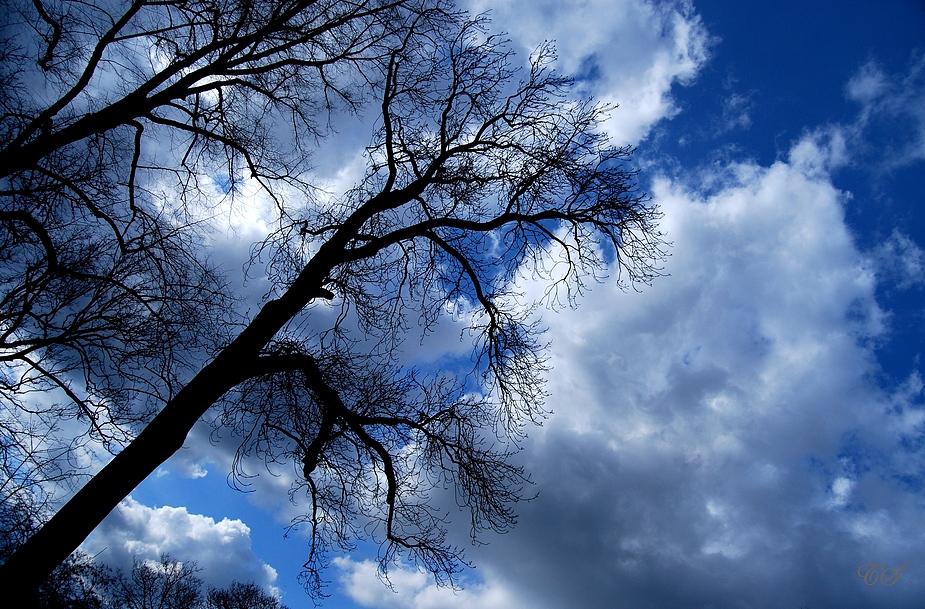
[{"xmin": 0, "ymin": 261, "xmax": 331, "ymax": 597}]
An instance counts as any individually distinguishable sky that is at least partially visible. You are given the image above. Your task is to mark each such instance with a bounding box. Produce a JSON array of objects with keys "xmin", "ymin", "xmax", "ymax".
[{"xmin": 77, "ymin": 1, "xmax": 925, "ymax": 608}]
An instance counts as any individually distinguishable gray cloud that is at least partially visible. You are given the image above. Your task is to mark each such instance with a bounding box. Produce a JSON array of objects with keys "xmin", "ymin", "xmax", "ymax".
[{"xmin": 331, "ymin": 125, "xmax": 925, "ymax": 609}]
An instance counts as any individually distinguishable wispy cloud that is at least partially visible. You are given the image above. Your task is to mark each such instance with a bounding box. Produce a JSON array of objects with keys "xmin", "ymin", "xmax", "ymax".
[
  {"xmin": 871, "ymin": 230, "xmax": 925, "ymax": 291},
  {"xmin": 845, "ymin": 54, "xmax": 925, "ymax": 170},
  {"xmin": 719, "ymin": 91, "xmax": 754, "ymax": 133}
]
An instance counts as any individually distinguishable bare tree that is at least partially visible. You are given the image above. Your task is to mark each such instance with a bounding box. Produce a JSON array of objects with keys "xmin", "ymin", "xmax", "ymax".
[
  {"xmin": 0, "ymin": 0, "xmax": 434, "ymax": 595},
  {"xmin": 0, "ymin": 0, "xmax": 411, "ymax": 491},
  {"xmin": 2, "ymin": 496, "xmax": 285, "ymax": 609},
  {"xmin": 0, "ymin": 494, "xmax": 111, "ymax": 609},
  {"xmin": 0, "ymin": 0, "xmax": 664, "ymax": 603},
  {"xmin": 111, "ymin": 559, "xmax": 291, "ymax": 609},
  {"xmin": 111, "ymin": 555, "xmax": 203, "ymax": 609},
  {"xmin": 206, "ymin": 582, "xmax": 288, "ymax": 609}
]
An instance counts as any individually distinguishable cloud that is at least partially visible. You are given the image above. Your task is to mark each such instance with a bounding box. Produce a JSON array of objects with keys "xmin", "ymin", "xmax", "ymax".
[
  {"xmin": 871, "ymin": 229, "xmax": 925, "ymax": 291},
  {"xmin": 83, "ymin": 497, "xmax": 279, "ymax": 592},
  {"xmin": 846, "ymin": 61, "xmax": 890, "ymax": 106},
  {"xmin": 462, "ymin": 0, "xmax": 712, "ymax": 143},
  {"xmin": 334, "ymin": 558, "xmax": 529, "ymax": 609},
  {"xmin": 323, "ymin": 122, "xmax": 925, "ymax": 608},
  {"xmin": 492, "ymin": 135, "xmax": 922, "ymax": 608},
  {"xmin": 787, "ymin": 124, "xmax": 852, "ymax": 175},
  {"xmin": 719, "ymin": 91, "xmax": 754, "ymax": 133},
  {"xmin": 89, "ymin": 13, "xmax": 925, "ymax": 609},
  {"xmin": 845, "ymin": 54, "xmax": 925, "ymax": 169}
]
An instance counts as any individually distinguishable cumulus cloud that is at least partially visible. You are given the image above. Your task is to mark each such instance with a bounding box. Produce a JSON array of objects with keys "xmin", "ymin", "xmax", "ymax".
[
  {"xmin": 507, "ymin": 137, "xmax": 922, "ymax": 608},
  {"xmin": 462, "ymin": 0, "xmax": 712, "ymax": 143},
  {"xmin": 329, "ymin": 123, "xmax": 925, "ymax": 608},
  {"xmin": 83, "ymin": 497, "xmax": 279, "ymax": 592}
]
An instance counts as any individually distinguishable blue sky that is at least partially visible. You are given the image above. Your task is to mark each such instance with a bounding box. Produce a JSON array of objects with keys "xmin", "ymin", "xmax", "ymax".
[{"xmin": 80, "ymin": 2, "xmax": 925, "ymax": 608}]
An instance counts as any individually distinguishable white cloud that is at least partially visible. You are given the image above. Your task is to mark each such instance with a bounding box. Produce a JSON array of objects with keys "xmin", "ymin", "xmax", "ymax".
[
  {"xmin": 828, "ymin": 477, "xmax": 856, "ymax": 509},
  {"xmin": 83, "ymin": 497, "xmax": 279, "ymax": 592},
  {"xmin": 334, "ymin": 558, "xmax": 528, "ymax": 609},
  {"xmin": 333, "ymin": 128, "xmax": 923, "ymax": 609},
  {"xmin": 719, "ymin": 91, "xmax": 753, "ymax": 133},
  {"xmin": 787, "ymin": 124, "xmax": 851, "ymax": 175},
  {"xmin": 871, "ymin": 229, "xmax": 925, "ymax": 291},
  {"xmin": 294, "ymin": 121, "xmax": 925, "ymax": 609},
  {"xmin": 462, "ymin": 0, "xmax": 712, "ymax": 143},
  {"xmin": 845, "ymin": 54, "xmax": 925, "ymax": 169},
  {"xmin": 846, "ymin": 61, "xmax": 889, "ymax": 106}
]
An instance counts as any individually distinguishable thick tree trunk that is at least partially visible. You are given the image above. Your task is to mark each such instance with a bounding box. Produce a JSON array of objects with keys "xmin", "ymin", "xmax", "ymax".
[
  {"xmin": 0, "ymin": 259, "xmax": 332, "ymax": 598},
  {"xmin": 0, "ymin": 169, "xmax": 411, "ymax": 599}
]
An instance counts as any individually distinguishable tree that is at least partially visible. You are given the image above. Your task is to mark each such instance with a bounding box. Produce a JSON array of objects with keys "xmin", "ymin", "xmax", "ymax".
[
  {"xmin": 110, "ymin": 555, "xmax": 203, "ymax": 609},
  {"xmin": 0, "ymin": 495, "xmax": 110, "ymax": 608},
  {"xmin": 0, "ymin": 0, "xmax": 664, "ymax": 603},
  {"xmin": 109, "ymin": 559, "xmax": 291, "ymax": 609},
  {"xmin": 206, "ymin": 582, "xmax": 288, "ymax": 609},
  {"xmin": 109, "ymin": 561, "xmax": 291, "ymax": 609},
  {"xmin": 1, "ymin": 496, "xmax": 286, "ymax": 609},
  {"xmin": 0, "ymin": 0, "xmax": 439, "ymax": 596}
]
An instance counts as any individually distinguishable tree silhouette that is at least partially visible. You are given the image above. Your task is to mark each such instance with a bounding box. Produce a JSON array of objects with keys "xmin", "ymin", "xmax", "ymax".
[
  {"xmin": 2, "ymin": 496, "xmax": 287, "ymax": 608},
  {"xmin": 110, "ymin": 555, "xmax": 203, "ymax": 609},
  {"xmin": 206, "ymin": 581, "xmax": 288, "ymax": 609},
  {"xmin": 0, "ymin": 0, "xmax": 663, "ymax": 602}
]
